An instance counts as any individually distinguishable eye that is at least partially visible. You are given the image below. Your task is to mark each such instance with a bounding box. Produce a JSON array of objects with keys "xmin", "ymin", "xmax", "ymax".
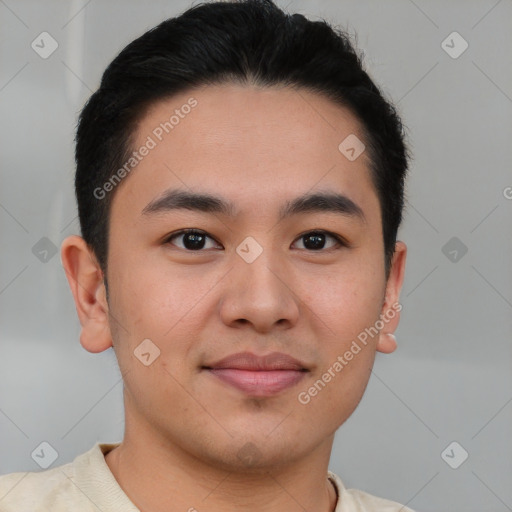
[
  {"xmin": 164, "ymin": 229, "xmax": 221, "ymax": 251},
  {"xmin": 292, "ymin": 230, "xmax": 347, "ymax": 251},
  {"xmin": 164, "ymin": 229, "xmax": 347, "ymax": 252}
]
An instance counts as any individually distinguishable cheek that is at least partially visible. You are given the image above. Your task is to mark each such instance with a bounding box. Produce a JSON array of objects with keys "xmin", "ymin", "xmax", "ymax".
[
  {"xmin": 107, "ymin": 253, "xmax": 216, "ymax": 363},
  {"xmin": 302, "ymin": 255, "xmax": 384, "ymax": 419},
  {"xmin": 303, "ymin": 257, "xmax": 385, "ymax": 342}
]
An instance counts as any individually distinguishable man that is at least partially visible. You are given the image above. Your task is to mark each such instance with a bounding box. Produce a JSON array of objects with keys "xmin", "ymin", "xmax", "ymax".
[{"xmin": 0, "ymin": 0, "xmax": 413, "ymax": 510}]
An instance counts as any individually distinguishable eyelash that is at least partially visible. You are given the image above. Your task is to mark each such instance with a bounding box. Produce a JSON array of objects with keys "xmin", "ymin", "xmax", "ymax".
[{"xmin": 163, "ymin": 228, "xmax": 349, "ymax": 252}]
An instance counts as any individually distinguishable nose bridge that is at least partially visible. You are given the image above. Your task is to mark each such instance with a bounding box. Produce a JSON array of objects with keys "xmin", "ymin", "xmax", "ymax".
[
  {"xmin": 235, "ymin": 237, "xmax": 287, "ymax": 299},
  {"xmin": 220, "ymin": 237, "xmax": 300, "ymax": 329}
]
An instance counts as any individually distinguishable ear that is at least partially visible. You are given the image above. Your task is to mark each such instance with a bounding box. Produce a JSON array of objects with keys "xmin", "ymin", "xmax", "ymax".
[
  {"xmin": 376, "ymin": 240, "xmax": 407, "ymax": 354},
  {"xmin": 60, "ymin": 235, "xmax": 113, "ymax": 353}
]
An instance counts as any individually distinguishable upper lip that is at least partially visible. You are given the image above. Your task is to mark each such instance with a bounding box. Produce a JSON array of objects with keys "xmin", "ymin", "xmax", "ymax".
[{"xmin": 203, "ymin": 351, "xmax": 309, "ymax": 371}]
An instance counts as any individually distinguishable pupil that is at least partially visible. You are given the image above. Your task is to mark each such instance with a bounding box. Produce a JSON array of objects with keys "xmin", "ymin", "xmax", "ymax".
[
  {"xmin": 184, "ymin": 232, "xmax": 205, "ymax": 250},
  {"xmin": 305, "ymin": 232, "xmax": 325, "ymax": 250}
]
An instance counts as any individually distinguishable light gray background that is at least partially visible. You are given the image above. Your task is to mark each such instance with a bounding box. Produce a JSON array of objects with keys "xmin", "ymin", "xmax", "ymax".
[{"xmin": 1, "ymin": 1, "xmax": 511, "ymax": 511}]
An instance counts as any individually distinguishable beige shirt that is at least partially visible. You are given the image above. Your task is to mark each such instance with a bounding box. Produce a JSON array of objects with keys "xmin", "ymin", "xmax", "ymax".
[{"xmin": 0, "ymin": 443, "xmax": 415, "ymax": 511}]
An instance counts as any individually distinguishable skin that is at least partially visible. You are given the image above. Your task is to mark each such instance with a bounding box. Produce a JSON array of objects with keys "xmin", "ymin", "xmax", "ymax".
[{"xmin": 61, "ymin": 83, "xmax": 406, "ymax": 512}]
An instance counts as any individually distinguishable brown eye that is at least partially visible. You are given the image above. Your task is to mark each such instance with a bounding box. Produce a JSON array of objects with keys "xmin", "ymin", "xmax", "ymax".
[
  {"xmin": 164, "ymin": 229, "xmax": 347, "ymax": 252},
  {"xmin": 165, "ymin": 229, "xmax": 221, "ymax": 251},
  {"xmin": 292, "ymin": 231, "xmax": 346, "ymax": 251}
]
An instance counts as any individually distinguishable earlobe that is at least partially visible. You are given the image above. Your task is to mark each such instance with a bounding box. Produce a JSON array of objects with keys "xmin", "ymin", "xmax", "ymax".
[
  {"xmin": 376, "ymin": 332, "xmax": 397, "ymax": 354},
  {"xmin": 60, "ymin": 235, "xmax": 113, "ymax": 353},
  {"xmin": 376, "ymin": 241, "xmax": 407, "ymax": 355}
]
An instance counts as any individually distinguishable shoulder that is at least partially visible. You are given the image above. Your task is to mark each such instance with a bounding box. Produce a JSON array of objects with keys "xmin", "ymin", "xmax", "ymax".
[
  {"xmin": 0, "ymin": 443, "xmax": 127, "ymax": 511},
  {"xmin": 0, "ymin": 459, "xmax": 78, "ymax": 510},
  {"xmin": 328, "ymin": 471, "xmax": 416, "ymax": 512}
]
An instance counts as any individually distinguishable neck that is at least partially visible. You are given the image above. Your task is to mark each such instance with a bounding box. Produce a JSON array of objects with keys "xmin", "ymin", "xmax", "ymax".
[{"xmin": 105, "ymin": 419, "xmax": 338, "ymax": 512}]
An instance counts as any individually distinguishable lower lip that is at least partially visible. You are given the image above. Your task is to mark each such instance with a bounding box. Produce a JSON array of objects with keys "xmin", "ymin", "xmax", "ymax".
[{"xmin": 205, "ymin": 368, "xmax": 307, "ymax": 396}]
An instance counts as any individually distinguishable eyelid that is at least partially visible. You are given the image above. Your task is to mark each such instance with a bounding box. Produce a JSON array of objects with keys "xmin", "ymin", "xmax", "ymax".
[
  {"xmin": 292, "ymin": 229, "xmax": 349, "ymax": 250},
  {"xmin": 163, "ymin": 228, "xmax": 349, "ymax": 250},
  {"xmin": 164, "ymin": 228, "xmax": 222, "ymax": 249}
]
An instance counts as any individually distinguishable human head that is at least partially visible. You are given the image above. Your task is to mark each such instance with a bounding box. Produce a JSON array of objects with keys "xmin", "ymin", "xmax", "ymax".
[
  {"xmin": 74, "ymin": 0, "xmax": 410, "ymax": 284},
  {"xmin": 61, "ymin": 0, "xmax": 409, "ymax": 483}
]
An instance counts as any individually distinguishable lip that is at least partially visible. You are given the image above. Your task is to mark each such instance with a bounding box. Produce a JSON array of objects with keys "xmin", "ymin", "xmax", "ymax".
[
  {"xmin": 202, "ymin": 351, "xmax": 309, "ymax": 397},
  {"xmin": 203, "ymin": 351, "xmax": 309, "ymax": 371}
]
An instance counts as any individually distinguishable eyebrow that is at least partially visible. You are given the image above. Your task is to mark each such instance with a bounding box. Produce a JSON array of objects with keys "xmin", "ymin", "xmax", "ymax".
[{"xmin": 142, "ymin": 188, "xmax": 366, "ymax": 224}]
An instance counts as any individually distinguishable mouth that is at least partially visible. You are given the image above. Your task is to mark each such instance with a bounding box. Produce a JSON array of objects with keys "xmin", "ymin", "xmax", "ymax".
[{"xmin": 202, "ymin": 351, "xmax": 309, "ymax": 397}]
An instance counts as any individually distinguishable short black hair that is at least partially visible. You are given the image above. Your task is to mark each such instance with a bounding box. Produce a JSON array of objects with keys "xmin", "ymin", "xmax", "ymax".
[{"xmin": 75, "ymin": 0, "xmax": 410, "ymax": 281}]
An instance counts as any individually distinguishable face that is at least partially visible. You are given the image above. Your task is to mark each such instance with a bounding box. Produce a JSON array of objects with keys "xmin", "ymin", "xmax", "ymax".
[{"xmin": 68, "ymin": 83, "xmax": 406, "ymax": 471}]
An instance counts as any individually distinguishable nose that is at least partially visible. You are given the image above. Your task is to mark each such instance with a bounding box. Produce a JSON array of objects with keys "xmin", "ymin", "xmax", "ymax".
[{"xmin": 218, "ymin": 246, "xmax": 300, "ymax": 334}]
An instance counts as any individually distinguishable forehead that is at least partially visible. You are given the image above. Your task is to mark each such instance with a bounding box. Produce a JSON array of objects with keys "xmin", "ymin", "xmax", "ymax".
[{"xmin": 112, "ymin": 83, "xmax": 380, "ymax": 224}]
